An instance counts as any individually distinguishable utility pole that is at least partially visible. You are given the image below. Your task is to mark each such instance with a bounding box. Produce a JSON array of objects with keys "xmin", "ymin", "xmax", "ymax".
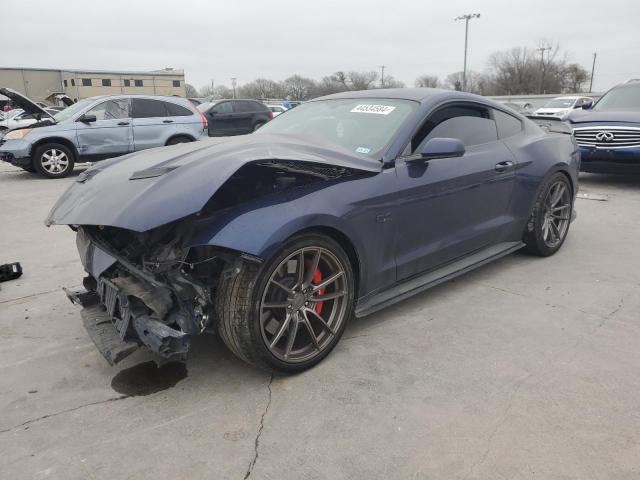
[
  {"xmin": 454, "ymin": 13, "xmax": 480, "ymax": 91},
  {"xmin": 589, "ymin": 52, "xmax": 597, "ymax": 93},
  {"xmin": 537, "ymin": 46, "xmax": 551, "ymax": 94},
  {"xmin": 231, "ymin": 77, "xmax": 237, "ymax": 99},
  {"xmin": 211, "ymin": 79, "xmax": 214, "ymax": 94},
  {"xmin": 380, "ymin": 65, "xmax": 386, "ymax": 88}
]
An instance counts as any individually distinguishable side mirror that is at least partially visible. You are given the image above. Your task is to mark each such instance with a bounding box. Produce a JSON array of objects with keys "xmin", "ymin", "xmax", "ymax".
[
  {"xmin": 582, "ymin": 100, "xmax": 593, "ymax": 110},
  {"xmin": 416, "ymin": 137, "xmax": 466, "ymax": 160},
  {"xmin": 78, "ymin": 113, "xmax": 97, "ymax": 123}
]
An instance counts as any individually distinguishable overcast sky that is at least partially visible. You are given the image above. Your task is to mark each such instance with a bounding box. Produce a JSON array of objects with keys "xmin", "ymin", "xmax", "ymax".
[{"xmin": 2, "ymin": 0, "xmax": 639, "ymax": 92}]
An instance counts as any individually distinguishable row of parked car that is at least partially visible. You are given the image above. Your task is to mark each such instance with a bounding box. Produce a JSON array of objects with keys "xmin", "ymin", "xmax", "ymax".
[{"xmin": 0, "ymin": 88, "xmax": 299, "ymax": 178}]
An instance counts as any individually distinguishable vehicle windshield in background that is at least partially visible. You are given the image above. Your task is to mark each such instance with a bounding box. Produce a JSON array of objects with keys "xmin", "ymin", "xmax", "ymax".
[
  {"xmin": 543, "ymin": 98, "xmax": 574, "ymax": 108},
  {"xmin": 255, "ymin": 98, "xmax": 418, "ymax": 158},
  {"xmin": 53, "ymin": 99, "xmax": 93, "ymax": 122},
  {"xmin": 593, "ymin": 85, "xmax": 640, "ymax": 111}
]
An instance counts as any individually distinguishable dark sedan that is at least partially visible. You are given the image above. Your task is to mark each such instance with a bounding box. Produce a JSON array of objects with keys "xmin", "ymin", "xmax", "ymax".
[
  {"xmin": 197, "ymin": 99, "xmax": 272, "ymax": 136},
  {"xmin": 47, "ymin": 88, "xmax": 579, "ymax": 372}
]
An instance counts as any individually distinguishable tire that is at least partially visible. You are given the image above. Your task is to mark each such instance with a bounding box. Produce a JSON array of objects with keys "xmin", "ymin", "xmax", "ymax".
[
  {"xmin": 252, "ymin": 122, "xmax": 265, "ymax": 132},
  {"xmin": 216, "ymin": 234, "xmax": 355, "ymax": 372},
  {"xmin": 166, "ymin": 136, "xmax": 193, "ymax": 146},
  {"xmin": 523, "ymin": 172, "xmax": 573, "ymax": 256},
  {"xmin": 32, "ymin": 143, "xmax": 75, "ymax": 178}
]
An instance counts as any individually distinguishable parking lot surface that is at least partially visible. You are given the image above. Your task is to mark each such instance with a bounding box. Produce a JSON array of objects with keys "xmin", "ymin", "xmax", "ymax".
[{"xmin": 1, "ymin": 164, "xmax": 639, "ymax": 479}]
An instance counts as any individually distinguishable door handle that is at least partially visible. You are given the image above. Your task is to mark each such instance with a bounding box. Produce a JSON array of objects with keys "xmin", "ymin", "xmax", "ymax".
[
  {"xmin": 117, "ymin": 121, "xmax": 130, "ymax": 126},
  {"xmin": 494, "ymin": 160, "xmax": 515, "ymax": 172},
  {"xmin": 163, "ymin": 119, "xmax": 174, "ymax": 124}
]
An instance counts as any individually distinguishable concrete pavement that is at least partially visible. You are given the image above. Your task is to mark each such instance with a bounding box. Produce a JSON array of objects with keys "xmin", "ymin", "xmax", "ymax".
[{"xmin": 1, "ymin": 164, "xmax": 639, "ymax": 479}]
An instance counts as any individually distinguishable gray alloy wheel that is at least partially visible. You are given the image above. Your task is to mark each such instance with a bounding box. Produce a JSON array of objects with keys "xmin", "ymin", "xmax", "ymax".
[
  {"xmin": 215, "ymin": 234, "xmax": 354, "ymax": 372},
  {"xmin": 40, "ymin": 148, "xmax": 69, "ymax": 174},
  {"xmin": 523, "ymin": 172, "xmax": 573, "ymax": 256},
  {"xmin": 541, "ymin": 180, "xmax": 572, "ymax": 248},
  {"xmin": 259, "ymin": 246, "xmax": 349, "ymax": 363},
  {"xmin": 33, "ymin": 143, "xmax": 75, "ymax": 178}
]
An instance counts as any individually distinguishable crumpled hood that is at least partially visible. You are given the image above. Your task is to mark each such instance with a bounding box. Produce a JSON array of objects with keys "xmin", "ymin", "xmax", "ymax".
[
  {"xmin": 568, "ymin": 109, "xmax": 640, "ymax": 125},
  {"xmin": 45, "ymin": 134, "xmax": 381, "ymax": 232}
]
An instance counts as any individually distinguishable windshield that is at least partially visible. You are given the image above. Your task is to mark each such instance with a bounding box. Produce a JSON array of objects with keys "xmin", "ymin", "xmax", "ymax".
[
  {"xmin": 594, "ymin": 85, "xmax": 640, "ymax": 111},
  {"xmin": 543, "ymin": 98, "xmax": 575, "ymax": 109},
  {"xmin": 53, "ymin": 98, "xmax": 94, "ymax": 122},
  {"xmin": 255, "ymin": 98, "xmax": 418, "ymax": 158}
]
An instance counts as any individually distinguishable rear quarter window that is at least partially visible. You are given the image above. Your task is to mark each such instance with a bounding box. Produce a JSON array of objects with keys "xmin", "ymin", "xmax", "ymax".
[
  {"xmin": 166, "ymin": 102, "xmax": 194, "ymax": 117},
  {"xmin": 493, "ymin": 109, "xmax": 523, "ymax": 139},
  {"xmin": 132, "ymin": 98, "xmax": 168, "ymax": 118}
]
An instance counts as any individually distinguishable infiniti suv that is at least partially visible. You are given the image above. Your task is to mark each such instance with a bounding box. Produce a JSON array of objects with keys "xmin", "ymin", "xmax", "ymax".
[{"xmin": 568, "ymin": 80, "xmax": 640, "ymax": 173}]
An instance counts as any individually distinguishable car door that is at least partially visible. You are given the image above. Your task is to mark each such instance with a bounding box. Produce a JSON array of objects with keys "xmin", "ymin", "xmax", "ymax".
[
  {"xmin": 393, "ymin": 103, "xmax": 518, "ymax": 281},
  {"xmin": 75, "ymin": 98, "xmax": 132, "ymax": 159},
  {"xmin": 206, "ymin": 101, "xmax": 235, "ymax": 136},
  {"xmin": 233, "ymin": 101, "xmax": 256, "ymax": 133},
  {"xmin": 131, "ymin": 98, "xmax": 176, "ymax": 150}
]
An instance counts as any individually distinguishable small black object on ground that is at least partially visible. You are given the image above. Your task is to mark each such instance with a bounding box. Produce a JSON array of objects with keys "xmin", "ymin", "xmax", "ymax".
[{"xmin": 0, "ymin": 262, "xmax": 22, "ymax": 282}]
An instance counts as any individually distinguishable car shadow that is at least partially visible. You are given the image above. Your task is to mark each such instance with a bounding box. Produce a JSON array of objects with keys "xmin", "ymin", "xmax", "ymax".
[{"xmin": 579, "ymin": 172, "xmax": 640, "ymax": 191}]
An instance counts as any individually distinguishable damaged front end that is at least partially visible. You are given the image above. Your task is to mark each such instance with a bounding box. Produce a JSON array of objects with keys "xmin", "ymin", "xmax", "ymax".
[
  {"xmin": 62, "ymin": 156, "xmax": 367, "ymax": 365},
  {"xmin": 67, "ymin": 222, "xmax": 259, "ymax": 365}
]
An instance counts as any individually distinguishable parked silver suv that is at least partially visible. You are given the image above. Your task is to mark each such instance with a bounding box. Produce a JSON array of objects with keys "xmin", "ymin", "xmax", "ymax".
[{"xmin": 0, "ymin": 88, "xmax": 208, "ymax": 178}]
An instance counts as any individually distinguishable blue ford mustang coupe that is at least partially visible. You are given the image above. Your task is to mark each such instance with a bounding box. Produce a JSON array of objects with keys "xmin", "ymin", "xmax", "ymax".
[{"xmin": 47, "ymin": 88, "xmax": 579, "ymax": 372}]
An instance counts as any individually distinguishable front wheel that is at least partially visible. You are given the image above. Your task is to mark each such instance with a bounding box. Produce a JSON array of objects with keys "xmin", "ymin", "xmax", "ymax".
[
  {"xmin": 216, "ymin": 234, "xmax": 355, "ymax": 372},
  {"xmin": 33, "ymin": 143, "xmax": 75, "ymax": 178},
  {"xmin": 523, "ymin": 172, "xmax": 573, "ymax": 256}
]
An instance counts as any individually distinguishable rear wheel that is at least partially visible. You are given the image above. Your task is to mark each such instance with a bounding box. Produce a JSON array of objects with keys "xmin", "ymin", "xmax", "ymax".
[
  {"xmin": 253, "ymin": 122, "xmax": 265, "ymax": 132},
  {"xmin": 33, "ymin": 143, "xmax": 75, "ymax": 178},
  {"xmin": 166, "ymin": 136, "xmax": 193, "ymax": 146},
  {"xmin": 216, "ymin": 234, "xmax": 354, "ymax": 372},
  {"xmin": 523, "ymin": 173, "xmax": 573, "ymax": 256}
]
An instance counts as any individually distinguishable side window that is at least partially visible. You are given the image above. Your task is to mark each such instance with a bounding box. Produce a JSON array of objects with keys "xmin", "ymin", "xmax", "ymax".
[
  {"xmin": 232, "ymin": 101, "xmax": 252, "ymax": 113},
  {"xmin": 132, "ymin": 98, "xmax": 168, "ymax": 118},
  {"xmin": 210, "ymin": 102, "xmax": 232, "ymax": 114},
  {"xmin": 82, "ymin": 78, "xmax": 92, "ymax": 87},
  {"xmin": 123, "ymin": 79, "xmax": 131, "ymax": 87},
  {"xmin": 166, "ymin": 102, "xmax": 194, "ymax": 117},
  {"xmin": 493, "ymin": 109, "xmax": 523, "ymax": 139},
  {"xmin": 134, "ymin": 80, "xmax": 143, "ymax": 87},
  {"xmin": 85, "ymin": 99, "xmax": 130, "ymax": 120},
  {"xmin": 412, "ymin": 104, "xmax": 498, "ymax": 152}
]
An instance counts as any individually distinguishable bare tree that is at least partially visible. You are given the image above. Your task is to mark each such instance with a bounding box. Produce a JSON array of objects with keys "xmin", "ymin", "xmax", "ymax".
[
  {"xmin": 282, "ymin": 75, "xmax": 316, "ymax": 100},
  {"xmin": 184, "ymin": 83, "xmax": 198, "ymax": 97},
  {"xmin": 562, "ymin": 63, "xmax": 590, "ymax": 92},
  {"xmin": 415, "ymin": 75, "xmax": 440, "ymax": 88},
  {"xmin": 444, "ymin": 71, "xmax": 483, "ymax": 94},
  {"xmin": 347, "ymin": 71, "xmax": 379, "ymax": 90},
  {"xmin": 380, "ymin": 74, "xmax": 405, "ymax": 89},
  {"xmin": 239, "ymin": 78, "xmax": 283, "ymax": 99},
  {"xmin": 199, "ymin": 84, "xmax": 233, "ymax": 99}
]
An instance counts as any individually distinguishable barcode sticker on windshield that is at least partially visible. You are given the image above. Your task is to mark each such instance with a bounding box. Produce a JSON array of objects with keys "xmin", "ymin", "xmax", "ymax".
[{"xmin": 350, "ymin": 104, "xmax": 396, "ymax": 115}]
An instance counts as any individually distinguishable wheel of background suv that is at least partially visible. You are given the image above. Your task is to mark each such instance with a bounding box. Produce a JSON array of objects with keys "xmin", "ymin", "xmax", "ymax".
[
  {"xmin": 523, "ymin": 172, "xmax": 573, "ymax": 256},
  {"xmin": 253, "ymin": 122, "xmax": 265, "ymax": 132},
  {"xmin": 33, "ymin": 143, "xmax": 75, "ymax": 178},
  {"xmin": 216, "ymin": 234, "xmax": 355, "ymax": 372},
  {"xmin": 166, "ymin": 135, "xmax": 193, "ymax": 146}
]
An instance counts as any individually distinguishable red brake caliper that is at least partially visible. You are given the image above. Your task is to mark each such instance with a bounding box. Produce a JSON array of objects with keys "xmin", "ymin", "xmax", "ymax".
[{"xmin": 306, "ymin": 260, "xmax": 325, "ymax": 314}]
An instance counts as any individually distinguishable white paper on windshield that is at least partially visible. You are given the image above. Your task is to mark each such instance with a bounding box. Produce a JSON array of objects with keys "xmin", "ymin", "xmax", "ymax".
[{"xmin": 350, "ymin": 104, "xmax": 396, "ymax": 115}]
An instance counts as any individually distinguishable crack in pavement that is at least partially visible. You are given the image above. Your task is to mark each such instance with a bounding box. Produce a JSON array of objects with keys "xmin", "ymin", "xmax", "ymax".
[
  {"xmin": 244, "ymin": 373, "xmax": 274, "ymax": 479},
  {"xmin": 0, "ymin": 395, "xmax": 128, "ymax": 434},
  {"xmin": 0, "ymin": 288, "xmax": 63, "ymax": 305}
]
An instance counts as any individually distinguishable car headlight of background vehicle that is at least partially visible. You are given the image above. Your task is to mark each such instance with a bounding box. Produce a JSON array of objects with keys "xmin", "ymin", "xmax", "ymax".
[{"xmin": 3, "ymin": 128, "xmax": 32, "ymax": 140}]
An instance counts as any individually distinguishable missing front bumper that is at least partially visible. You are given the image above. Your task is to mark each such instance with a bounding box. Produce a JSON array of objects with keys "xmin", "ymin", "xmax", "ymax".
[{"xmin": 67, "ymin": 286, "xmax": 190, "ymax": 365}]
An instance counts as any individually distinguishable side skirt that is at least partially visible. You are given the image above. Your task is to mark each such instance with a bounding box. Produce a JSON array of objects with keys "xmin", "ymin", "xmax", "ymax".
[{"xmin": 355, "ymin": 241, "xmax": 525, "ymax": 317}]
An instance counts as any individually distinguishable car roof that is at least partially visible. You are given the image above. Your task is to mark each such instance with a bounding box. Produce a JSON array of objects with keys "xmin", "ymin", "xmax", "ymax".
[
  {"xmin": 80, "ymin": 94, "xmax": 191, "ymax": 103},
  {"xmin": 313, "ymin": 87, "xmax": 459, "ymax": 103}
]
